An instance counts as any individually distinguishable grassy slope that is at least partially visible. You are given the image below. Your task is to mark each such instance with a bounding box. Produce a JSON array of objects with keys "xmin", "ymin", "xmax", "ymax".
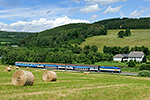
[
  {"xmin": 0, "ymin": 64, "xmax": 150, "ymax": 100},
  {"xmin": 79, "ymin": 29, "xmax": 150, "ymax": 52}
]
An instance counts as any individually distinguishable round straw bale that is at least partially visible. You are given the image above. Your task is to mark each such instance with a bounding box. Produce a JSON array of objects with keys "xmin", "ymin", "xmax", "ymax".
[
  {"xmin": 9, "ymin": 65, "xmax": 12, "ymax": 68},
  {"xmin": 43, "ymin": 69, "xmax": 46, "ymax": 71},
  {"xmin": 83, "ymin": 72, "xmax": 87, "ymax": 74},
  {"xmin": 14, "ymin": 66, "xmax": 19, "ymax": 69},
  {"xmin": 12, "ymin": 70, "xmax": 34, "ymax": 86},
  {"xmin": 54, "ymin": 70, "xmax": 56, "ymax": 72},
  {"xmin": 42, "ymin": 71, "xmax": 57, "ymax": 81},
  {"xmin": 87, "ymin": 72, "xmax": 89, "ymax": 74},
  {"xmin": 5, "ymin": 67, "xmax": 11, "ymax": 72},
  {"xmin": 26, "ymin": 67, "xmax": 29, "ymax": 70}
]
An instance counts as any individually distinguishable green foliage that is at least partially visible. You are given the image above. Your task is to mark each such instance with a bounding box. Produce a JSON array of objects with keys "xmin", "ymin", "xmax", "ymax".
[
  {"xmin": 18, "ymin": 23, "xmax": 107, "ymax": 48},
  {"xmin": 0, "ymin": 31, "xmax": 34, "ymax": 45},
  {"xmin": 95, "ymin": 17, "xmax": 150, "ymax": 29},
  {"xmin": 103, "ymin": 45, "xmax": 129, "ymax": 55},
  {"xmin": 91, "ymin": 45, "xmax": 98, "ymax": 52},
  {"xmin": 138, "ymin": 70, "xmax": 150, "ymax": 77},
  {"xmin": 128, "ymin": 60, "xmax": 136, "ymax": 67},
  {"xmin": 139, "ymin": 64, "xmax": 150, "ymax": 70},
  {"xmin": 131, "ymin": 46, "xmax": 149, "ymax": 55},
  {"xmin": 1, "ymin": 45, "xmax": 113, "ymax": 65},
  {"xmin": 117, "ymin": 30, "xmax": 124, "ymax": 38},
  {"xmin": 142, "ymin": 56, "xmax": 147, "ymax": 62},
  {"xmin": 124, "ymin": 28, "xmax": 131, "ymax": 36},
  {"xmin": 103, "ymin": 45, "xmax": 149, "ymax": 55}
]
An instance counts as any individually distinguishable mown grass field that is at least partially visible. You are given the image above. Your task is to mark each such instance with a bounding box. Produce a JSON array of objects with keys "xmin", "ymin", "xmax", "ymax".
[
  {"xmin": 79, "ymin": 29, "xmax": 150, "ymax": 52},
  {"xmin": 1, "ymin": 63, "xmax": 150, "ymax": 100}
]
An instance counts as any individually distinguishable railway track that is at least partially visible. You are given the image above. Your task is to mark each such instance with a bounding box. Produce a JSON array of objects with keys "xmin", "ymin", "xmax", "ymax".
[{"xmin": 49, "ymin": 68, "xmax": 138, "ymax": 76}]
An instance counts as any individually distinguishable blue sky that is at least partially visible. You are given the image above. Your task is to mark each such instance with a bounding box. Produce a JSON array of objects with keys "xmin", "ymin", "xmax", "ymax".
[{"xmin": 0, "ymin": 0, "xmax": 150, "ymax": 32}]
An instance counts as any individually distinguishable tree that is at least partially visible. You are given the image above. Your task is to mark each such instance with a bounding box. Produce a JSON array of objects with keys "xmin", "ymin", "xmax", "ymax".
[
  {"xmin": 124, "ymin": 28, "xmax": 131, "ymax": 36},
  {"xmin": 91, "ymin": 45, "xmax": 98, "ymax": 52},
  {"xmin": 128, "ymin": 60, "xmax": 136, "ymax": 67},
  {"xmin": 142, "ymin": 56, "xmax": 147, "ymax": 62},
  {"xmin": 118, "ymin": 30, "xmax": 124, "ymax": 38}
]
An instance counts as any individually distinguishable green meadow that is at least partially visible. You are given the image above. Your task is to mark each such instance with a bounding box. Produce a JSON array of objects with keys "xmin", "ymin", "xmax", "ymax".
[
  {"xmin": 79, "ymin": 29, "xmax": 150, "ymax": 52},
  {"xmin": 0, "ymin": 63, "xmax": 150, "ymax": 100}
]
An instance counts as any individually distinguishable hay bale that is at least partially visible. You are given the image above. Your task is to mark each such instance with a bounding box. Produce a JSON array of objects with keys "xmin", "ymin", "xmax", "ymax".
[
  {"xmin": 9, "ymin": 65, "xmax": 12, "ymax": 68},
  {"xmin": 54, "ymin": 70, "xmax": 56, "ymax": 72},
  {"xmin": 87, "ymin": 72, "xmax": 90, "ymax": 74},
  {"xmin": 42, "ymin": 71, "xmax": 57, "ymax": 81},
  {"xmin": 5, "ymin": 67, "xmax": 11, "ymax": 72},
  {"xmin": 83, "ymin": 72, "xmax": 87, "ymax": 74},
  {"xmin": 12, "ymin": 70, "xmax": 34, "ymax": 86},
  {"xmin": 26, "ymin": 67, "xmax": 29, "ymax": 70},
  {"xmin": 43, "ymin": 69, "xmax": 46, "ymax": 71},
  {"xmin": 14, "ymin": 66, "xmax": 19, "ymax": 69}
]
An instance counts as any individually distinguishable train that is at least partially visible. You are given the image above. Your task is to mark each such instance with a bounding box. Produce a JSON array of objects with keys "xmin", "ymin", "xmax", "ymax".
[{"xmin": 15, "ymin": 61, "xmax": 121, "ymax": 73}]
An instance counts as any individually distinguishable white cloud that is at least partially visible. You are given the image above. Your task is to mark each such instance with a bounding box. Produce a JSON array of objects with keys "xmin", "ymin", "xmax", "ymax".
[
  {"xmin": 0, "ymin": 16, "xmax": 90, "ymax": 32},
  {"xmin": 80, "ymin": 4, "xmax": 101, "ymax": 13},
  {"xmin": 129, "ymin": 10, "xmax": 144, "ymax": 17},
  {"xmin": 103, "ymin": 6, "xmax": 122, "ymax": 14},
  {"xmin": 84, "ymin": 0, "xmax": 127, "ymax": 5},
  {"xmin": 90, "ymin": 14, "xmax": 98, "ymax": 21}
]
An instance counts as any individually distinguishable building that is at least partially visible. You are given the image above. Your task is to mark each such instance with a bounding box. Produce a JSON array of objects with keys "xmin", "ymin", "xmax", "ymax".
[
  {"xmin": 128, "ymin": 51, "xmax": 144, "ymax": 62},
  {"xmin": 113, "ymin": 54, "xmax": 128, "ymax": 62},
  {"xmin": 113, "ymin": 51, "xmax": 144, "ymax": 62}
]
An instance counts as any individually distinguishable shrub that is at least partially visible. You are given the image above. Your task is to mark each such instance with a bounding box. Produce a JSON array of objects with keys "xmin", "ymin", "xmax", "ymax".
[
  {"xmin": 138, "ymin": 70, "xmax": 150, "ymax": 77},
  {"xmin": 128, "ymin": 60, "xmax": 135, "ymax": 67},
  {"xmin": 139, "ymin": 64, "xmax": 150, "ymax": 70}
]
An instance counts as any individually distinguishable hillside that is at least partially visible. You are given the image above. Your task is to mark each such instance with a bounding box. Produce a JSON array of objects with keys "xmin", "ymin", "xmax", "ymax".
[
  {"xmin": 95, "ymin": 17, "xmax": 150, "ymax": 29},
  {"xmin": 79, "ymin": 29, "xmax": 150, "ymax": 52},
  {"xmin": 0, "ymin": 31, "xmax": 34, "ymax": 44},
  {"xmin": 18, "ymin": 23, "xmax": 107, "ymax": 47}
]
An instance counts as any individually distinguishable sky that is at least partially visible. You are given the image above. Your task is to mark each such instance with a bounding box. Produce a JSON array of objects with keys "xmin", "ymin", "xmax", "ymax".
[{"xmin": 0, "ymin": 0, "xmax": 150, "ymax": 32}]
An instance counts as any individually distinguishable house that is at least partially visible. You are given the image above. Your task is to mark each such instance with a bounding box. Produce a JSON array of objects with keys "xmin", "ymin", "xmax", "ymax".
[
  {"xmin": 128, "ymin": 51, "xmax": 144, "ymax": 62},
  {"xmin": 113, "ymin": 51, "xmax": 144, "ymax": 62},
  {"xmin": 11, "ymin": 45, "xmax": 18, "ymax": 47},
  {"xmin": 113, "ymin": 54, "xmax": 128, "ymax": 62}
]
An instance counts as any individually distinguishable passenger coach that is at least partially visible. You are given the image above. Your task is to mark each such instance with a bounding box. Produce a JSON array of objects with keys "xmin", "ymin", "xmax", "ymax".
[{"xmin": 15, "ymin": 62, "xmax": 121, "ymax": 73}]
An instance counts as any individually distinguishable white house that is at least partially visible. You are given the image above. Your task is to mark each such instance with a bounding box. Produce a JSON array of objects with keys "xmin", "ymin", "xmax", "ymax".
[
  {"xmin": 113, "ymin": 54, "xmax": 128, "ymax": 62},
  {"xmin": 113, "ymin": 51, "xmax": 144, "ymax": 62},
  {"xmin": 128, "ymin": 51, "xmax": 144, "ymax": 62}
]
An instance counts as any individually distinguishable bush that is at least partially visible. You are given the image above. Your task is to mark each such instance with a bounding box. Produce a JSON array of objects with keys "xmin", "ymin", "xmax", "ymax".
[
  {"xmin": 138, "ymin": 70, "xmax": 150, "ymax": 77},
  {"xmin": 139, "ymin": 64, "xmax": 150, "ymax": 70},
  {"xmin": 128, "ymin": 60, "xmax": 135, "ymax": 67}
]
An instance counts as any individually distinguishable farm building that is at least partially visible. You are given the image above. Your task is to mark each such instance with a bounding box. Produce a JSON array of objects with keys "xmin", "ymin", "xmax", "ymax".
[
  {"xmin": 128, "ymin": 51, "xmax": 144, "ymax": 62},
  {"xmin": 113, "ymin": 51, "xmax": 144, "ymax": 62},
  {"xmin": 113, "ymin": 54, "xmax": 128, "ymax": 62}
]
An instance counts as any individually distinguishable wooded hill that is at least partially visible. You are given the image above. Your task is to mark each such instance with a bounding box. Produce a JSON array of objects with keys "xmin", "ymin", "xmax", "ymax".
[
  {"xmin": 18, "ymin": 23, "xmax": 107, "ymax": 47},
  {"xmin": 95, "ymin": 17, "xmax": 150, "ymax": 29},
  {"xmin": 18, "ymin": 17, "xmax": 150, "ymax": 48},
  {"xmin": 0, "ymin": 31, "xmax": 34, "ymax": 44}
]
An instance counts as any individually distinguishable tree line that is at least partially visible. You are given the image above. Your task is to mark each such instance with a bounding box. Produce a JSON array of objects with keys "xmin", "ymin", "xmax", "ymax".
[
  {"xmin": 0, "ymin": 31, "xmax": 34, "ymax": 44},
  {"xmin": 1, "ymin": 44, "xmax": 113, "ymax": 65},
  {"xmin": 95, "ymin": 17, "xmax": 150, "ymax": 29},
  {"xmin": 103, "ymin": 45, "xmax": 149, "ymax": 55}
]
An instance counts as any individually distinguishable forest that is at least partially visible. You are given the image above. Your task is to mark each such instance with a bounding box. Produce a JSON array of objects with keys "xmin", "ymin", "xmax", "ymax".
[
  {"xmin": 0, "ymin": 45, "xmax": 112, "ymax": 65},
  {"xmin": 18, "ymin": 23, "xmax": 107, "ymax": 48},
  {"xmin": 0, "ymin": 31, "xmax": 34, "ymax": 44},
  {"xmin": 95, "ymin": 17, "xmax": 150, "ymax": 29}
]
